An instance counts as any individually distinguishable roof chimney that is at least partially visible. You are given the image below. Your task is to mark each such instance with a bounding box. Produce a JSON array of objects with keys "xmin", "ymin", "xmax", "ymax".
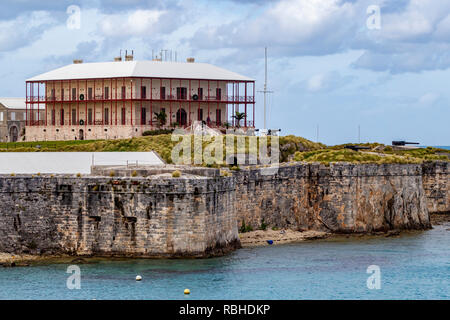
[
  {"xmin": 125, "ymin": 55, "xmax": 134, "ymax": 61},
  {"xmin": 73, "ymin": 59, "xmax": 83, "ymax": 64},
  {"xmin": 186, "ymin": 57, "xmax": 195, "ymax": 63},
  {"xmin": 114, "ymin": 57, "xmax": 122, "ymax": 62}
]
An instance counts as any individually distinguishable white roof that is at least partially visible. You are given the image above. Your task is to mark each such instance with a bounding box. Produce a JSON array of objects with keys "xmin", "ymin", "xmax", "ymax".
[
  {"xmin": 27, "ymin": 60, "xmax": 254, "ymax": 82},
  {"xmin": 0, "ymin": 98, "xmax": 26, "ymax": 109},
  {"xmin": 0, "ymin": 98, "xmax": 44, "ymax": 110}
]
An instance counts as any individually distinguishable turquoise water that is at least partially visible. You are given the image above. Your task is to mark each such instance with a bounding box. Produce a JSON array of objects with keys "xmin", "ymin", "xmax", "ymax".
[
  {"xmin": 1, "ymin": 224, "xmax": 449, "ymax": 300},
  {"xmin": 429, "ymin": 146, "xmax": 450, "ymax": 150}
]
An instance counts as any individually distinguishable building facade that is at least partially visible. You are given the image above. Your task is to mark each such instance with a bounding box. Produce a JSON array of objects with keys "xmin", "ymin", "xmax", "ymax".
[
  {"xmin": 0, "ymin": 98, "xmax": 45, "ymax": 142},
  {"xmin": 25, "ymin": 58, "xmax": 255, "ymax": 141}
]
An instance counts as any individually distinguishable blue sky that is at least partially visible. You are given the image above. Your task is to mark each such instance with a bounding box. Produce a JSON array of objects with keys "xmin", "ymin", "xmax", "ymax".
[{"xmin": 0, "ymin": 0, "xmax": 449, "ymax": 145}]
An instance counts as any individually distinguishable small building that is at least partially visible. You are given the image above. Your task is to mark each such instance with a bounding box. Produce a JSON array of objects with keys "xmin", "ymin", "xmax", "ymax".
[
  {"xmin": 0, "ymin": 98, "xmax": 45, "ymax": 142},
  {"xmin": 25, "ymin": 57, "xmax": 255, "ymax": 141}
]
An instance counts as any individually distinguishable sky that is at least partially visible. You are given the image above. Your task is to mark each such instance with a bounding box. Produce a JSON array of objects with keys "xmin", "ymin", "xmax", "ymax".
[{"xmin": 0, "ymin": 0, "xmax": 449, "ymax": 145}]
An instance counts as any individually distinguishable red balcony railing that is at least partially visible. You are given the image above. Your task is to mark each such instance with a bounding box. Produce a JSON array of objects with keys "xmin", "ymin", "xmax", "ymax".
[{"xmin": 26, "ymin": 95, "xmax": 255, "ymax": 103}]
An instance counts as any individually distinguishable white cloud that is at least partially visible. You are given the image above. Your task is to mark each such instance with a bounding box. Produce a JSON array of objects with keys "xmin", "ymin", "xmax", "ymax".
[
  {"xmin": 0, "ymin": 11, "xmax": 56, "ymax": 52},
  {"xmin": 417, "ymin": 92, "xmax": 439, "ymax": 107},
  {"xmin": 99, "ymin": 9, "xmax": 166, "ymax": 36}
]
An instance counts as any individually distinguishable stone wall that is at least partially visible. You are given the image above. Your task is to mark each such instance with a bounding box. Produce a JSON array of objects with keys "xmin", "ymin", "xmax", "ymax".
[
  {"xmin": 233, "ymin": 163, "xmax": 432, "ymax": 233},
  {"xmin": 0, "ymin": 161, "xmax": 448, "ymax": 258},
  {"xmin": 422, "ymin": 161, "xmax": 450, "ymax": 213},
  {"xmin": 0, "ymin": 175, "xmax": 239, "ymax": 257}
]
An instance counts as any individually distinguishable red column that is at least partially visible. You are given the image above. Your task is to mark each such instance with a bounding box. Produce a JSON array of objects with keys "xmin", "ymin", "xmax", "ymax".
[
  {"xmin": 115, "ymin": 79, "xmax": 118, "ymax": 125},
  {"xmin": 85, "ymin": 80, "xmax": 87, "ymax": 128},
  {"xmin": 102, "ymin": 79, "xmax": 104, "ymax": 125},
  {"xmin": 140, "ymin": 78, "xmax": 143, "ymax": 126},
  {"xmin": 253, "ymin": 81, "xmax": 255, "ymax": 127},
  {"xmin": 179, "ymin": 79, "xmax": 181, "ymax": 127},
  {"xmin": 150, "ymin": 78, "xmax": 153, "ymax": 126},
  {"xmin": 245, "ymin": 81, "xmax": 247, "ymax": 128},
  {"xmin": 207, "ymin": 80, "xmax": 210, "ymax": 125},
  {"xmin": 69, "ymin": 80, "xmax": 71, "ymax": 126},
  {"xmin": 130, "ymin": 79, "xmax": 133, "ymax": 126},
  {"xmin": 122, "ymin": 78, "xmax": 125, "ymax": 125},
  {"xmin": 93, "ymin": 79, "xmax": 96, "ymax": 125},
  {"xmin": 188, "ymin": 79, "xmax": 191, "ymax": 126},
  {"xmin": 77, "ymin": 80, "xmax": 79, "ymax": 126},
  {"xmin": 25, "ymin": 82, "xmax": 28, "ymax": 126},
  {"xmin": 232, "ymin": 81, "xmax": 235, "ymax": 126},
  {"xmin": 226, "ymin": 82, "xmax": 228, "ymax": 126}
]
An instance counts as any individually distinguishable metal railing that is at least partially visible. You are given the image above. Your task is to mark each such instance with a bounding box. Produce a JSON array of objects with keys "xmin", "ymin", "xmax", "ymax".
[{"xmin": 27, "ymin": 95, "xmax": 255, "ymax": 103}]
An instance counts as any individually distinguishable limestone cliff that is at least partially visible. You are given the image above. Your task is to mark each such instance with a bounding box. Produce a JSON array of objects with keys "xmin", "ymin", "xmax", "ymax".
[{"xmin": 234, "ymin": 163, "xmax": 433, "ymax": 233}]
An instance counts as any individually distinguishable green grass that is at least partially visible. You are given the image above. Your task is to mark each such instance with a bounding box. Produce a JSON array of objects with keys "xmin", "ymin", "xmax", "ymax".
[{"xmin": 1, "ymin": 135, "xmax": 448, "ymax": 165}]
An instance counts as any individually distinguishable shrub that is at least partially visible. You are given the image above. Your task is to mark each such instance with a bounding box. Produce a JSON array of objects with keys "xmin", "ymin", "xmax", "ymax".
[
  {"xmin": 109, "ymin": 171, "xmax": 115, "ymax": 177},
  {"xmin": 239, "ymin": 220, "xmax": 253, "ymax": 233},
  {"xmin": 10, "ymin": 173, "xmax": 15, "ymax": 177},
  {"xmin": 259, "ymin": 218, "xmax": 268, "ymax": 231},
  {"xmin": 76, "ymin": 173, "xmax": 81, "ymax": 177},
  {"xmin": 230, "ymin": 166, "xmax": 240, "ymax": 171},
  {"xmin": 172, "ymin": 170, "xmax": 181, "ymax": 178},
  {"xmin": 131, "ymin": 170, "xmax": 138, "ymax": 177},
  {"xmin": 220, "ymin": 170, "xmax": 229, "ymax": 177},
  {"xmin": 142, "ymin": 129, "xmax": 173, "ymax": 136}
]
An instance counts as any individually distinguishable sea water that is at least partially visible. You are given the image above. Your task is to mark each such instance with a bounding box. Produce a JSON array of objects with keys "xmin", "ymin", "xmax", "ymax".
[{"xmin": 1, "ymin": 223, "xmax": 449, "ymax": 300}]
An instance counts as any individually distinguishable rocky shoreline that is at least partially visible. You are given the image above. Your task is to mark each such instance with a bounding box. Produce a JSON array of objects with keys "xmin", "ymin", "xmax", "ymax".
[{"xmin": 3, "ymin": 213, "xmax": 448, "ymax": 266}]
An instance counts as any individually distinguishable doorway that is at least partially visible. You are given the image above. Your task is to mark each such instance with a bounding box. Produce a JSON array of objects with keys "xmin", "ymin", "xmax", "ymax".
[
  {"xmin": 9, "ymin": 126, "xmax": 18, "ymax": 142},
  {"xmin": 176, "ymin": 108, "xmax": 187, "ymax": 126},
  {"xmin": 79, "ymin": 129, "xmax": 84, "ymax": 141}
]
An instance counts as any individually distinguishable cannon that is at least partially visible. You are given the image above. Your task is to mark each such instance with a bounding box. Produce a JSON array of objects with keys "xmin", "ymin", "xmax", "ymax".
[{"xmin": 392, "ymin": 141, "xmax": 420, "ymax": 146}]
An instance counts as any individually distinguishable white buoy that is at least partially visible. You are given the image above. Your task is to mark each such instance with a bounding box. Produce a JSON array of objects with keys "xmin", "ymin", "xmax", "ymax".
[{"xmin": 136, "ymin": 275, "xmax": 142, "ymax": 281}]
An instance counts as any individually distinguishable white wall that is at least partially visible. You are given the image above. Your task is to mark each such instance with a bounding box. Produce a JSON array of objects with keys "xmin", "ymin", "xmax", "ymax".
[{"xmin": 0, "ymin": 152, "xmax": 164, "ymax": 174}]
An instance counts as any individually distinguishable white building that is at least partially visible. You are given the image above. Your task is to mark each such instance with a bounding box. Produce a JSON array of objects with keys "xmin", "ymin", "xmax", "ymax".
[{"xmin": 25, "ymin": 57, "xmax": 255, "ymax": 141}]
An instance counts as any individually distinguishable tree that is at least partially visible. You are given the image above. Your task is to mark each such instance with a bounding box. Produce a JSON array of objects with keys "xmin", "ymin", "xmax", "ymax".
[
  {"xmin": 232, "ymin": 111, "xmax": 246, "ymax": 128},
  {"xmin": 154, "ymin": 111, "xmax": 167, "ymax": 128}
]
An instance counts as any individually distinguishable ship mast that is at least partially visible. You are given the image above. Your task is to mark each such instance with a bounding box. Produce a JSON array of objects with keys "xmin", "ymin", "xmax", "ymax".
[{"xmin": 259, "ymin": 47, "xmax": 273, "ymax": 131}]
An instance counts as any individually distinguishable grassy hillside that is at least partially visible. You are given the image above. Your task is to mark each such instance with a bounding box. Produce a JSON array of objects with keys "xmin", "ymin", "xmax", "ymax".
[{"xmin": 1, "ymin": 135, "xmax": 447, "ymax": 165}]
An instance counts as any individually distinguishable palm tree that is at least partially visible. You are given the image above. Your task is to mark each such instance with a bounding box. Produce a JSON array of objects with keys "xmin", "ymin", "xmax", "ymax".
[
  {"xmin": 154, "ymin": 111, "xmax": 167, "ymax": 128},
  {"xmin": 232, "ymin": 111, "xmax": 246, "ymax": 128}
]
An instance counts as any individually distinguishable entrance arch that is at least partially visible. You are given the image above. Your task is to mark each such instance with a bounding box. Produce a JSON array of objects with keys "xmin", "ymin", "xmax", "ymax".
[
  {"xmin": 9, "ymin": 126, "xmax": 18, "ymax": 142},
  {"xmin": 176, "ymin": 108, "xmax": 187, "ymax": 126},
  {"xmin": 79, "ymin": 129, "xmax": 84, "ymax": 141}
]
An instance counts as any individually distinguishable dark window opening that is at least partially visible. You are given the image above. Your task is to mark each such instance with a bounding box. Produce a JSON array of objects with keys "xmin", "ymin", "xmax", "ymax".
[
  {"xmin": 88, "ymin": 88, "xmax": 93, "ymax": 100},
  {"xmin": 72, "ymin": 109, "xmax": 76, "ymax": 124},
  {"xmin": 141, "ymin": 86, "xmax": 146, "ymax": 99},
  {"xmin": 198, "ymin": 88, "xmax": 203, "ymax": 100},
  {"xmin": 121, "ymin": 108, "xmax": 126, "ymax": 125},
  {"xmin": 216, "ymin": 109, "xmax": 221, "ymax": 124},
  {"xmin": 104, "ymin": 108, "xmax": 109, "ymax": 125},
  {"xmin": 160, "ymin": 87, "xmax": 166, "ymax": 100},
  {"xmin": 216, "ymin": 88, "xmax": 221, "ymax": 101},
  {"xmin": 176, "ymin": 87, "xmax": 187, "ymax": 100},
  {"xmin": 104, "ymin": 87, "xmax": 109, "ymax": 99},
  {"xmin": 141, "ymin": 108, "xmax": 146, "ymax": 125},
  {"xmin": 72, "ymin": 88, "xmax": 76, "ymax": 100},
  {"xmin": 197, "ymin": 108, "xmax": 203, "ymax": 121},
  {"xmin": 88, "ymin": 108, "xmax": 93, "ymax": 125}
]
